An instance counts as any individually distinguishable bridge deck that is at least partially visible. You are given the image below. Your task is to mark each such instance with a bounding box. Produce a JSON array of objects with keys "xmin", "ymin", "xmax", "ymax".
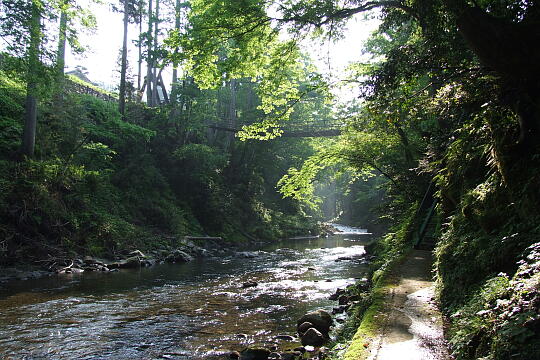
[{"xmin": 207, "ymin": 124, "xmax": 343, "ymax": 138}]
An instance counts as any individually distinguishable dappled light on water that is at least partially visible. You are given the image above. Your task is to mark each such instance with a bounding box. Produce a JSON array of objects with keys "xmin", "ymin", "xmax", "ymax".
[{"xmin": 0, "ymin": 230, "xmax": 372, "ymax": 359}]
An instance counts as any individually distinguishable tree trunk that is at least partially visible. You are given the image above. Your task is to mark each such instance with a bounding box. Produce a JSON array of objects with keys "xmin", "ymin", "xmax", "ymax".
[
  {"xmin": 171, "ymin": 0, "xmax": 182, "ymax": 104},
  {"xmin": 118, "ymin": 0, "xmax": 129, "ymax": 118},
  {"xmin": 146, "ymin": 0, "xmax": 154, "ymax": 106},
  {"xmin": 56, "ymin": 2, "xmax": 67, "ymax": 83},
  {"xmin": 224, "ymin": 79, "xmax": 237, "ymax": 151},
  {"xmin": 21, "ymin": 0, "xmax": 41, "ymax": 158},
  {"xmin": 137, "ymin": 0, "xmax": 143, "ymax": 92},
  {"xmin": 151, "ymin": 0, "xmax": 160, "ymax": 105}
]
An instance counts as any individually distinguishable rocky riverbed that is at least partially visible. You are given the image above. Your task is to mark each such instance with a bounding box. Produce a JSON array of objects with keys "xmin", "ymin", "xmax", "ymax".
[
  {"xmin": 0, "ymin": 226, "xmax": 373, "ymax": 359},
  {"xmin": 0, "ymin": 237, "xmax": 228, "ymax": 284}
]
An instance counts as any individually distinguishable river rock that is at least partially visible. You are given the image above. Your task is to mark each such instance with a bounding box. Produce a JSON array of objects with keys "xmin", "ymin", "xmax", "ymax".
[
  {"xmin": 297, "ymin": 321, "xmax": 314, "ymax": 335},
  {"xmin": 296, "ymin": 309, "xmax": 332, "ymax": 335},
  {"xmin": 280, "ymin": 351, "xmax": 302, "ymax": 360},
  {"xmin": 165, "ymin": 249, "xmax": 194, "ymax": 263},
  {"xmin": 242, "ymin": 281, "xmax": 258, "ymax": 288},
  {"xmin": 332, "ymin": 305, "xmax": 347, "ymax": 315},
  {"xmin": 329, "ymin": 288, "xmax": 345, "ymax": 300},
  {"xmin": 268, "ymin": 352, "xmax": 281, "ymax": 359},
  {"xmin": 229, "ymin": 351, "xmax": 241, "ymax": 359},
  {"xmin": 274, "ymin": 334, "xmax": 296, "ymax": 341},
  {"xmin": 141, "ymin": 258, "xmax": 156, "ymax": 267},
  {"xmin": 300, "ymin": 328, "xmax": 325, "ymax": 347},
  {"xmin": 129, "ymin": 250, "xmax": 146, "ymax": 258},
  {"xmin": 121, "ymin": 256, "xmax": 141, "ymax": 268},
  {"xmin": 338, "ymin": 294, "xmax": 350, "ymax": 305},
  {"xmin": 239, "ymin": 347, "xmax": 271, "ymax": 360}
]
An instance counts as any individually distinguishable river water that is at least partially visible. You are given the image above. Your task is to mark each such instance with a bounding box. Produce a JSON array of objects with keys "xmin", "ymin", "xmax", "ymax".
[{"xmin": 0, "ymin": 227, "xmax": 372, "ymax": 359}]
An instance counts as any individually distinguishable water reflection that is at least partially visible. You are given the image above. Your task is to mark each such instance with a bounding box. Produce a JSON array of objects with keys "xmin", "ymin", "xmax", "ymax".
[{"xmin": 0, "ymin": 232, "xmax": 371, "ymax": 359}]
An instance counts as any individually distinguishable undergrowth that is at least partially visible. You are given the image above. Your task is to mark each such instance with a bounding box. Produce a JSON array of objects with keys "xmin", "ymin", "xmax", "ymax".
[
  {"xmin": 0, "ymin": 68, "xmax": 317, "ymax": 264},
  {"xmin": 433, "ymin": 103, "xmax": 540, "ymax": 360}
]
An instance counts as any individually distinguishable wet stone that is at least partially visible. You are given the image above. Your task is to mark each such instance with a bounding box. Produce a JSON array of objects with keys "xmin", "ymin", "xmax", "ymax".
[
  {"xmin": 274, "ymin": 334, "xmax": 296, "ymax": 341},
  {"xmin": 338, "ymin": 295, "xmax": 350, "ymax": 305},
  {"xmin": 332, "ymin": 305, "xmax": 347, "ymax": 315},
  {"xmin": 297, "ymin": 309, "xmax": 332, "ymax": 335},
  {"xmin": 239, "ymin": 347, "xmax": 271, "ymax": 360},
  {"xmin": 242, "ymin": 281, "xmax": 258, "ymax": 288},
  {"xmin": 300, "ymin": 328, "xmax": 325, "ymax": 347},
  {"xmin": 329, "ymin": 288, "xmax": 345, "ymax": 301},
  {"xmin": 297, "ymin": 321, "xmax": 314, "ymax": 335},
  {"xmin": 280, "ymin": 351, "xmax": 302, "ymax": 360}
]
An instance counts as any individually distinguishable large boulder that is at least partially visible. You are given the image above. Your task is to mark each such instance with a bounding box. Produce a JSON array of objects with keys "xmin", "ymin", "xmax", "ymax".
[
  {"xmin": 239, "ymin": 347, "xmax": 271, "ymax": 360},
  {"xmin": 121, "ymin": 256, "xmax": 141, "ymax": 268},
  {"xmin": 296, "ymin": 309, "xmax": 332, "ymax": 336},
  {"xmin": 300, "ymin": 327, "xmax": 326, "ymax": 347},
  {"xmin": 128, "ymin": 250, "xmax": 146, "ymax": 258},
  {"xmin": 83, "ymin": 256, "xmax": 95, "ymax": 264},
  {"xmin": 108, "ymin": 256, "xmax": 142, "ymax": 269},
  {"xmin": 297, "ymin": 321, "xmax": 314, "ymax": 335},
  {"xmin": 165, "ymin": 249, "xmax": 194, "ymax": 263}
]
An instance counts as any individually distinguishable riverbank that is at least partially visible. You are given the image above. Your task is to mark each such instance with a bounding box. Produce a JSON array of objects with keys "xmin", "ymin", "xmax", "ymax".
[
  {"xmin": 0, "ymin": 236, "xmax": 229, "ymax": 286},
  {"xmin": 0, "ymin": 224, "xmax": 340, "ymax": 286}
]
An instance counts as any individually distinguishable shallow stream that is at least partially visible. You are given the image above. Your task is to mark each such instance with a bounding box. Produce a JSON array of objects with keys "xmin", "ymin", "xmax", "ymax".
[{"xmin": 0, "ymin": 226, "xmax": 372, "ymax": 359}]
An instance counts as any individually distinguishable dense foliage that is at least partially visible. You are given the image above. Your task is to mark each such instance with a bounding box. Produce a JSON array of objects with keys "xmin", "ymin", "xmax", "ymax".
[{"xmin": 0, "ymin": 63, "xmax": 322, "ymax": 263}]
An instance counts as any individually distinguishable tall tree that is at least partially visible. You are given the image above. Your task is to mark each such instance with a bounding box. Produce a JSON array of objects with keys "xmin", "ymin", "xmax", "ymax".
[
  {"xmin": 115, "ymin": 0, "xmax": 144, "ymax": 116},
  {"xmin": 145, "ymin": 0, "xmax": 154, "ymax": 105},
  {"xmin": 136, "ymin": 0, "xmax": 144, "ymax": 91},
  {"xmin": 21, "ymin": 0, "xmax": 42, "ymax": 157},
  {"xmin": 150, "ymin": 0, "xmax": 160, "ymax": 106},
  {"xmin": 171, "ymin": 0, "xmax": 187, "ymax": 103},
  {"xmin": 56, "ymin": 0, "xmax": 68, "ymax": 82},
  {"xmin": 118, "ymin": 0, "xmax": 130, "ymax": 117}
]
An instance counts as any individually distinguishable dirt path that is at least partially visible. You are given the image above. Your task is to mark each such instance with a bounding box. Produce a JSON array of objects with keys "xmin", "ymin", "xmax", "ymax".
[{"xmin": 367, "ymin": 250, "xmax": 452, "ymax": 360}]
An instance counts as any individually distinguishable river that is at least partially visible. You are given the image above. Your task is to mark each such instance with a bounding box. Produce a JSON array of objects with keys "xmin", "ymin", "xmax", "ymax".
[{"xmin": 0, "ymin": 226, "xmax": 372, "ymax": 359}]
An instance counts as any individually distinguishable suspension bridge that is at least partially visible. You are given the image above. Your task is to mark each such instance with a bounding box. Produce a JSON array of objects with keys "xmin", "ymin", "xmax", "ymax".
[{"xmin": 208, "ymin": 118, "xmax": 345, "ymax": 138}]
